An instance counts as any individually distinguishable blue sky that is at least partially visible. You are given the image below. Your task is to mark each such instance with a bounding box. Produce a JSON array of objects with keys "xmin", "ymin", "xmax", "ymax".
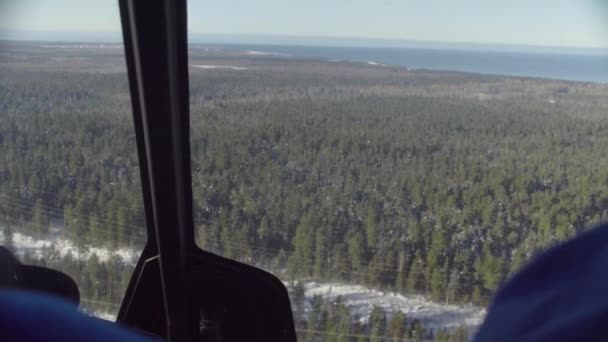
[{"xmin": 1, "ymin": 0, "xmax": 606, "ymax": 49}]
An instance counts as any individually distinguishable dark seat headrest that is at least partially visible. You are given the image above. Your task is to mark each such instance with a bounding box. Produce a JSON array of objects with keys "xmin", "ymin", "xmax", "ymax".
[{"xmin": 0, "ymin": 246, "xmax": 79, "ymax": 305}]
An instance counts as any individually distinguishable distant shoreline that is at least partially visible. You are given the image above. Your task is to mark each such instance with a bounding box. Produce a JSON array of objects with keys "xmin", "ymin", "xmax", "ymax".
[
  {"xmin": 203, "ymin": 42, "xmax": 608, "ymax": 84},
  {"xmin": 2, "ymin": 39, "xmax": 606, "ymax": 83}
]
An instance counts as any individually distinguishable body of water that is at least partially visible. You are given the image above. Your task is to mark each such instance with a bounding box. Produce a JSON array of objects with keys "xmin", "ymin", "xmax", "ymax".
[{"xmin": 219, "ymin": 44, "xmax": 608, "ymax": 83}]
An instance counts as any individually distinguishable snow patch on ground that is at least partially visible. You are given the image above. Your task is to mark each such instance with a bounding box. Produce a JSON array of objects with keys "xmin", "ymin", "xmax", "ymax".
[
  {"xmin": 3, "ymin": 231, "xmax": 485, "ymax": 333},
  {"xmin": 2, "ymin": 232, "xmax": 138, "ymax": 264},
  {"xmin": 244, "ymin": 50, "xmax": 288, "ymax": 56},
  {"xmin": 300, "ymin": 282, "xmax": 485, "ymax": 331},
  {"xmin": 191, "ymin": 64, "xmax": 248, "ymax": 70},
  {"xmin": 367, "ymin": 61, "xmax": 388, "ymax": 67}
]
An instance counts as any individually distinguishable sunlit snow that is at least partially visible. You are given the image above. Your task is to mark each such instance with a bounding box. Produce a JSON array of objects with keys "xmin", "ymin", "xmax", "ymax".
[
  {"xmin": 299, "ymin": 282, "xmax": 484, "ymax": 331},
  {"xmin": 2, "ymin": 231, "xmax": 484, "ymax": 331}
]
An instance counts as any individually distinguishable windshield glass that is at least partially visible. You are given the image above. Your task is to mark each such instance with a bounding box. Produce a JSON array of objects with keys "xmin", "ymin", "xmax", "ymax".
[
  {"xmin": 0, "ymin": 2, "xmax": 145, "ymax": 319},
  {"xmin": 186, "ymin": 0, "xmax": 608, "ymax": 340}
]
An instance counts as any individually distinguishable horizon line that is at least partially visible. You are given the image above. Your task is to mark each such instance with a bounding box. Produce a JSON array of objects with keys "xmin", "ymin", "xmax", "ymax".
[{"xmin": 1, "ymin": 29, "xmax": 607, "ymax": 52}]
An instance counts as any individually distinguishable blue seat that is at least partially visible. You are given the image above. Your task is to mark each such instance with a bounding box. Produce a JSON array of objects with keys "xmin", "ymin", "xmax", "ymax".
[
  {"xmin": 0, "ymin": 290, "xmax": 158, "ymax": 342},
  {"xmin": 475, "ymin": 224, "xmax": 608, "ymax": 341}
]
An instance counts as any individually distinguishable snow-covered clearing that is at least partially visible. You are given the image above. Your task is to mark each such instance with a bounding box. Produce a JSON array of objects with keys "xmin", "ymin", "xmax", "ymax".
[
  {"xmin": 244, "ymin": 50, "xmax": 287, "ymax": 56},
  {"xmin": 1, "ymin": 232, "xmax": 138, "ymax": 264},
  {"xmin": 2, "ymin": 231, "xmax": 485, "ymax": 331},
  {"xmin": 297, "ymin": 282, "xmax": 485, "ymax": 332},
  {"xmin": 367, "ymin": 61, "xmax": 388, "ymax": 67},
  {"xmin": 191, "ymin": 64, "xmax": 248, "ymax": 70}
]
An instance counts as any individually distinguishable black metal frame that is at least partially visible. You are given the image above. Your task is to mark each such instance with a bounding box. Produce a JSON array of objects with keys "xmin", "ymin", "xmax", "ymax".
[
  {"xmin": 115, "ymin": 1, "xmax": 297, "ymax": 341},
  {"xmin": 117, "ymin": 0, "xmax": 197, "ymax": 340}
]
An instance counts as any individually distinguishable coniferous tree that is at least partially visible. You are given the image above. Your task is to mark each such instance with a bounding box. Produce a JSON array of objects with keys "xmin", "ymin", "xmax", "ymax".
[
  {"xmin": 31, "ymin": 199, "xmax": 47, "ymax": 238},
  {"xmin": 387, "ymin": 312, "xmax": 406, "ymax": 341},
  {"xmin": 369, "ymin": 305, "xmax": 387, "ymax": 342},
  {"xmin": 313, "ymin": 225, "xmax": 328, "ymax": 279},
  {"xmin": 347, "ymin": 230, "xmax": 366, "ymax": 280}
]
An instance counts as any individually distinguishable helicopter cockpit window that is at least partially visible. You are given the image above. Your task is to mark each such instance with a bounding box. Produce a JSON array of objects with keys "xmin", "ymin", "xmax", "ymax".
[
  {"xmin": 0, "ymin": 1, "xmax": 146, "ymax": 319},
  {"xmin": 1, "ymin": 0, "xmax": 607, "ymax": 339},
  {"xmin": 186, "ymin": 1, "xmax": 608, "ymax": 340}
]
